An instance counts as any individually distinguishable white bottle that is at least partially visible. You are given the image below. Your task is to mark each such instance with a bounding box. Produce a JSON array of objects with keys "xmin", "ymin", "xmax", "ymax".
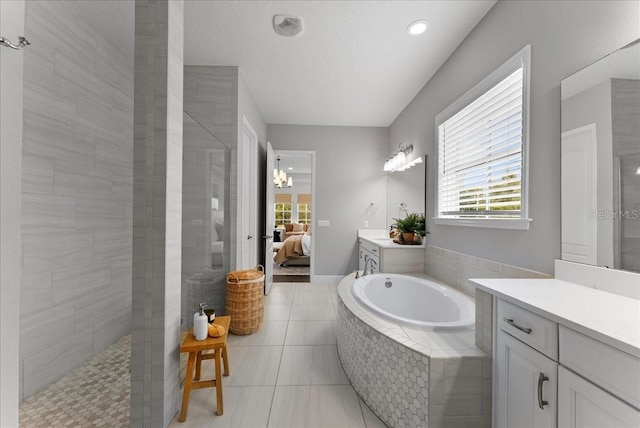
[{"xmin": 193, "ymin": 302, "xmax": 208, "ymax": 341}]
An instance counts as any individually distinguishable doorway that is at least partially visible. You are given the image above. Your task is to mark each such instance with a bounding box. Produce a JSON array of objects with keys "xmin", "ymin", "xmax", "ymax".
[{"xmin": 270, "ymin": 151, "xmax": 315, "ymax": 283}]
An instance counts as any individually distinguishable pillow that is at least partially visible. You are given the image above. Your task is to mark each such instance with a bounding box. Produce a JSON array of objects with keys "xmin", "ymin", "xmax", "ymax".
[
  {"xmin": 284, "ymin": 224, "xmax": 293, "ymax": 232},
  {"xmin": 305, "ymin": 225, "xmax": 312, "ymax": 236},
  {"xmin": 292, "ymin": 223, "xmax": 304, "ymax": 232}
]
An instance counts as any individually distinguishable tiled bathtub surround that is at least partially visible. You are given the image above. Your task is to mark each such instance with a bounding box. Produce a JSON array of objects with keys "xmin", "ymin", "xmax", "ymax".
[
  {"xmin": 337, "ymin": 274, "xmax": 491, "ymax": 428},
  {"xmin": 423, "ymin": 245, "xmax": 551, "ymax": 356}
]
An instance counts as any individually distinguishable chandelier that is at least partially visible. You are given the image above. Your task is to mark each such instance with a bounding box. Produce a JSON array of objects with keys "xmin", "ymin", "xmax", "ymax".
[{"xmin": 274, "ymin": 155, "xmax": 293, "ymax": 188}]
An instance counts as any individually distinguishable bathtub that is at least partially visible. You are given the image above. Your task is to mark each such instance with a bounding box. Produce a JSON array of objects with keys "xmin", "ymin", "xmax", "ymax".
[
  {"xmin": 352, "ymin": 273, "xmax": 475, "ymax": 330},
  {"xmin": 337, "ymin": 273, "xmax": 490, "ymax": 428}
]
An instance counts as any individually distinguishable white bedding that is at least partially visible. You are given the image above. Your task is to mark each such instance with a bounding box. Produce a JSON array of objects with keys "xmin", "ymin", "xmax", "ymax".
[{"xmin": 302, "ymin": 233, "xmax": 311, "ymax": 256}]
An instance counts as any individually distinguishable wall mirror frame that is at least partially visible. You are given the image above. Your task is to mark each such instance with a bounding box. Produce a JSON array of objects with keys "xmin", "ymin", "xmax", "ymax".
[{"xmin": 561, "ymin": 38, "xmax": 640, "ymax": 273}]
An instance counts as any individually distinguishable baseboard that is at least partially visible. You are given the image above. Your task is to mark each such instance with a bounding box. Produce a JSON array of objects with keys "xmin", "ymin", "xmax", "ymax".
[{"xmin": 311, "ymin": 274, "xmax": 348, "ymax": 284}]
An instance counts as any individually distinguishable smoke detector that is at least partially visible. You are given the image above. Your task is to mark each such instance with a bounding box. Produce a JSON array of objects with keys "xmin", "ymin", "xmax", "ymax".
[{"xmin": 273, "ymin": 15, "xmax": 303, "ymax": 37}]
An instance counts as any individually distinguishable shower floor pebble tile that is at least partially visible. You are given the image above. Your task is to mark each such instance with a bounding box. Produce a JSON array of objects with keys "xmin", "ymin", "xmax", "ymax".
[{"xmin": 19, "ymin": 334, "xmax": 131, "ymax": 428}]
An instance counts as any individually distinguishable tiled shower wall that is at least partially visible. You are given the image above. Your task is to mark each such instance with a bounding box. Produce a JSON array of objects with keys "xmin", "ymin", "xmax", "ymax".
[{"xmin": 20, "ymin": 1, "xmax": 133, "ymax": 399}]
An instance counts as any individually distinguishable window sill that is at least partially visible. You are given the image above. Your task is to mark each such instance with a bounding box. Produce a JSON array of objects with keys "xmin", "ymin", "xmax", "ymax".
[{"xmin": 433, "ymin": 217, "xmax": 532, "ymax": 230}]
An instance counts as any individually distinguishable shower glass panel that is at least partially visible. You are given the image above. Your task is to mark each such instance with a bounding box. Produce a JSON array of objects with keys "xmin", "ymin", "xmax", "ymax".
[{"xmin": 181, "ymin": 111, "xmax": 231, "ymax": 330}]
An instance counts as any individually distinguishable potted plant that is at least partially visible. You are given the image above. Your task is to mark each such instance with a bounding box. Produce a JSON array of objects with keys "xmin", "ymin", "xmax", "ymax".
[{"xmin": 393, "ymin": 212, "xmax": 425, "ymax": 243}]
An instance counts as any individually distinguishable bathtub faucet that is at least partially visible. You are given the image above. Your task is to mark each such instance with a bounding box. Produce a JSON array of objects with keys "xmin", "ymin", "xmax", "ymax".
[{"xmin": 362, "ymin": 254, "xmax": 378, "ymax": 277}]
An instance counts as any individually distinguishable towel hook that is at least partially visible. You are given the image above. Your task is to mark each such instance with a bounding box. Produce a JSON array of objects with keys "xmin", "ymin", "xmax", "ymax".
[{"xmin": 0, "ymin": 36, "xmax": 30, "ymax": 50}]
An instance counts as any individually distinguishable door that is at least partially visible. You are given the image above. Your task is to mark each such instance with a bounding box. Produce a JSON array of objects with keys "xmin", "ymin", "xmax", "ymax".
[
  {"xmin": 263, "ymin": 142, "xmax": 275, "ymax": 294},
  {"xmin": 496, "ymin": 331, "xmax": 557, "ymax": 428},
  {"xmin": 561, "ymin": 124, "xmax": 597, "ymax": 265},
  {"xmin": 239, "ymin": 117, "xmax": 257, "ymax": 269},
  {"xmin": 558, "ymin": 366, "xmax": 640, "ymax": 427}
]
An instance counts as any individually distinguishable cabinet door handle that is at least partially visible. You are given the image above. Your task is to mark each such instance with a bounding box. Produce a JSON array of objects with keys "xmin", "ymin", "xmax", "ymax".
[
  {"xmin": 503, "ymin": 317, "xmax": 532, "ymax": 334},
  {"xmin": 537, "ymin": 372, "xmax": 549, "ymax": 409}
]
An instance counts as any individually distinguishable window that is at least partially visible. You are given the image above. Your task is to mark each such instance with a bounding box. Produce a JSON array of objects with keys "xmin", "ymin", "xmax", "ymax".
[
  {"xmin": 435, "ymin": 45, "xmax": 531, "ymax": 230},
  {"xmin": 296, "ymin": 193, "xmax": 312, "ymax": 225},
  {"xmin": 297, "ymin": 203, "xmax": 311, "ymax": 225},
  {"xmin": 274, "ymin": 193, "xmax": 292, "ymax": 226}
]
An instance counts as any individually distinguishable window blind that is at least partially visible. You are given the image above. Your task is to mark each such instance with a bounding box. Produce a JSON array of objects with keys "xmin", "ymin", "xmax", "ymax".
[
  {"xmin": 297, "ymin": 193, "xmax": 311, "ymax": 204},
  {"xmin": 438, "ymin": 67, "xmax": 524, "ymax": 218},
  {"xmin": 275, "ymin": 193, "xmax": 292, "ymax": 203}
]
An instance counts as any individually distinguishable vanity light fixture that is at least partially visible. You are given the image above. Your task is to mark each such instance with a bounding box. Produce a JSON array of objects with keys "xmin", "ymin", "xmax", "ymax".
[
  {"xmin": 274, "ymin": 155, "xmax": 293, "ymax": 188},
  {"xmin": 384, "ymin": 143, "xmax": 422, "ymax": 172},
  {"xmin": 636, "ymin": 166, "xmax": 640, "ymax": 175},
  {"xmin": 407, "ymin": 20, "xmax": 429, "ymax": 36}
]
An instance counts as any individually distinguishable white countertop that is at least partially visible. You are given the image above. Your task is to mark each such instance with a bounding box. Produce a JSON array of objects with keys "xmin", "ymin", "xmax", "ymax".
[
  {"xmin": 472, "ymin": 278, "xmax": 640, "ymax": 357},
  {"xmin": 357, "ymin": 230, "xmax": 425, "ymax": 249}
]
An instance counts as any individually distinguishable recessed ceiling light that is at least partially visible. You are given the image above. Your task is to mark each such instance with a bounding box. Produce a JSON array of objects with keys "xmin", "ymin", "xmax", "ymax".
[
  {"xmin": 407, "ymin": 20, "xmax": 429, "ymax": 36},
  {"xmin": 288, "ymin": 167, "xmax": 293, "ymax": 171}
]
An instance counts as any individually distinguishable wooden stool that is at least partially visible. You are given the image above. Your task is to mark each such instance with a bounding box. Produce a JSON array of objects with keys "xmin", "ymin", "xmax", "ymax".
[{"xmin": 179, "ymin": 316, "xmax": 230, "ymax": 422}]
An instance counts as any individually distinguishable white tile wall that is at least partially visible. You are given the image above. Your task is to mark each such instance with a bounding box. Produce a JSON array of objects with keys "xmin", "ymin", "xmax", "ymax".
[{"xmin": 19, "ymin": 0, "xmax": 133, "ymax": 400}]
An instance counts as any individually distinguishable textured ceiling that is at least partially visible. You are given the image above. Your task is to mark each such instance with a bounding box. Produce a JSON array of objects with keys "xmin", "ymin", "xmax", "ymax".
[{"xmin": 69, "ymin": 0, "xmax": 496, "ymax": 127}]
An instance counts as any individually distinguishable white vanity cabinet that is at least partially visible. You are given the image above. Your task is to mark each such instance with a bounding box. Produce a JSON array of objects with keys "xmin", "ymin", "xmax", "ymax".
[
  {"xmin": 357, "ymin": 237, "xmax": 423, "ymax": 273},
  {"xmin": 358, "ymin": 239, "xmax": 380, "ymax": 274},
  {"xmin": 495, "ymin": 300, "xmax": 557, "ymax": 428},
  {"xmin": 472, "ymin": 278, "xmax": 640, "ymax": 428},
  {"xmin": 558, "ymin": 326, "xmax": 640, "ymax": 427}
]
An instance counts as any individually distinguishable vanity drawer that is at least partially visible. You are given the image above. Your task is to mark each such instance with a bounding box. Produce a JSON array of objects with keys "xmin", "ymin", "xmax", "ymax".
[
  {"xmin": 358, "ymin": 239, "xmax": 380, "ymax": 255},
  {"xmin": 560, "ymin": 326, "xmax": 640, "ymax": 409},
  {"xmin": 497, "ymin": 299, "xmax": 558, "ymax": 360}
]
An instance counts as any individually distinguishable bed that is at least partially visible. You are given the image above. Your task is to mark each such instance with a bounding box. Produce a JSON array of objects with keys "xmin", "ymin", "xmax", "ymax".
[{"xmin": 273, "ymin": 232, "xmax": 311, "ymax": 266}]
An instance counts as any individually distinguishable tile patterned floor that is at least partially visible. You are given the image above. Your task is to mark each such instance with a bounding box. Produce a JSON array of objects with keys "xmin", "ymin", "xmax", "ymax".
[
  {"xmin": 19, "ymin": 334, "xmax": 131, "ymax": 427},
  {"xmin": 18, "ymin": 282, "xmax": 387, "ymax": 428}
]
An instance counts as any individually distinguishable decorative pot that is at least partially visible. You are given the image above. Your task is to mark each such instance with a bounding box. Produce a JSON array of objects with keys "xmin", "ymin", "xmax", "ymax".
[{"xmin": 402, "ymin": 232, "xmax": 415, "ymax": 243}]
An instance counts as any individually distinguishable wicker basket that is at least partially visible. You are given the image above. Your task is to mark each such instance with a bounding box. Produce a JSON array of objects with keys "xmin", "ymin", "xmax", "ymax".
[{"xmin": 226, "ymin": 265, "xmax": 265, "ymax": 335}]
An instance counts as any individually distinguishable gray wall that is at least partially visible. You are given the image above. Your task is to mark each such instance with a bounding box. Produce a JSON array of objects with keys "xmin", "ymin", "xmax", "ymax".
[
  {"xmin": 130, "ymin": 0, "xmax": 184, "ymax": 425},
  {"xmin": 19, "ymin": 0, "xmax": 133, "ymax": 399},
  {"xmin": 388, "ymin": 0, "xmax": 640, "ymax": 274},
  {"xmin": 267, "ymin": 124, "xmax": 389, "ymax": 275},
  {"xmin": 0, "ymin": 0, "xmax": 25, "ymax": 424}
]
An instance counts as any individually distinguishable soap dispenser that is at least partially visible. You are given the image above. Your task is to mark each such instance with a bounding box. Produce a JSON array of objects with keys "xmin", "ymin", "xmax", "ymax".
[{"xmin": 193, "ymin": 302, "xmax": 208, "ymax": 341}]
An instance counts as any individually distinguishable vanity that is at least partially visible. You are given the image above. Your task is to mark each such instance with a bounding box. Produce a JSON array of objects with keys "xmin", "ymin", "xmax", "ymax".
[
  {"xmin": 473, "ymin": 265, "xmax": 640, "ymax": 428},
  {"xmin": 357, "ymin": 230, "xmax": 424, "ymax": 274}
]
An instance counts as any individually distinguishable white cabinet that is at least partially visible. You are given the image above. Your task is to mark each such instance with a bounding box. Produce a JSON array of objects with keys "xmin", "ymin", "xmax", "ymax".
[
  {"xmin": 558, "ymin": 326, "xmax": 640, "ymax": 428},
  {"xmin": 495, "ymin": 301, "xmax": 557, "ymax": 428},
  {"xmin": 358, "ymin": 239, "xmax": 380, "ymax": 273},
  {"xmin": 492, "ymin": 296, "xmax": 640, "ymax": 428},
  {"xmin": 496, "ymin": 332, "xmax": 557, "ymax": 428},
  {"xmin": 558, "ymin": 366, "xmax": 640, "ymax": 428},
  {"xmin": 357, "ymin": 238, "xmax": 422, "ymax": 273},
  {"xmin": 472, "ymin": 278, "xmax": 640, "ymax": 428}
]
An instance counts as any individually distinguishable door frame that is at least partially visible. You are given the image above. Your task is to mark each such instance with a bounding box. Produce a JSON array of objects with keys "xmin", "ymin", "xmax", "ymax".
[
  {"xmin": 272, "ymin": 149, "xmax": 316, "ymax": 280},
  {"xmin": 237, "ymin": 116, "xmax": 258, "ymax": 269}
]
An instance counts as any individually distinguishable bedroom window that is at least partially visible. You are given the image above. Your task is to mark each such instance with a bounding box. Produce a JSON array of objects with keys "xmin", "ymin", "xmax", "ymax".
[
  {"xmin": 435, "ymin": 45, "xmax": 531, "ymax": 230},
  {"xmin": 274, "ymin": 202, "xmax": 292, "ymax": 226},
  {"xmin": 297, "ymin": 203, "xmax": 311, "ymax": 225},
  {"xmin": 296, "ymin": 193, "xmax": 312, "ymax": 225}
]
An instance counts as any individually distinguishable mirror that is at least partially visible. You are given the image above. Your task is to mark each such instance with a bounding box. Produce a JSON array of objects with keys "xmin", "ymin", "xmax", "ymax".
[
  {"xmin": 386, "ymin": 155, "xmax": 426, "ymax": 228},
  {"xmin": 561, "ymin": 39, "xmax": 640, "ymax": 273}
]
